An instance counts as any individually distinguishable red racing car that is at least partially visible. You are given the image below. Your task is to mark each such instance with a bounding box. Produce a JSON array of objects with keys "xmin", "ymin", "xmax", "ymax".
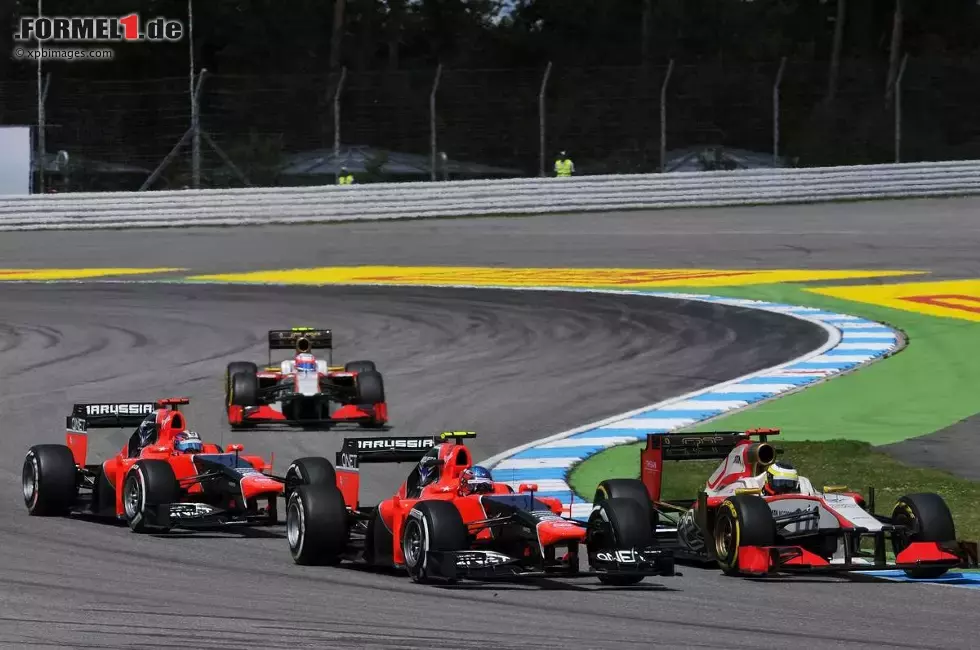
[
  {"xmin": 600, "ymin": 428, "xmax": 977, "ymax": 578},
  {"xmin": 225, "ymin": 328, "xmax": 388, "ymax": 430},
  {"xmin": 22, "ymin": 398, "xmax": 335, "ymax": 533},
  {"xmin": 284, "ymin": 431, "xmax": 676, "ymax": 584}
]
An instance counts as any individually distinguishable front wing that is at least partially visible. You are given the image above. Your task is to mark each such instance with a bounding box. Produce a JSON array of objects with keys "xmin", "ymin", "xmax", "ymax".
[
  {"xmin": 732, "ymin": 540, "xmax": 969, "ymax": 576},
  {"xmin": 227, "ymin": 403, "xmax": 388, "ymax": 427},
  {"xmin": 423, "ymin": 546, "xmax": 676, "ymax": 582},
  {"xmin": 142, "ymin": 501, "xmax": 279, "ymax": 529}
]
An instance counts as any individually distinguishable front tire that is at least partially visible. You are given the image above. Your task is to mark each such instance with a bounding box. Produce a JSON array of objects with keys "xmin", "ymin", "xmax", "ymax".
[
  {"xmin": 286, "ymin": 485, "xmax": 349, "ymax": 565},
  {"xmin": 226, "ymin": 361, "xmax": 258, "ymax": 404},
  {"xmin": 401, "ymin": 501, "xmax": 467, "ymax": 583},
  {"xmin": 713, "ymin": 495, "xmax": 776, "ymax": 576},
  {"xmin": 345, "ymin": 360, "xmax": 377, "ymax": 374},
  {"xmin": 123, "ymin": 460, "xmax": 178, "ymax": 533},
  {"xmin": 23, "ymin": 444, "xmax": 78, "ymax": 516},
  {"xmin": 593, "ymin": 478, "xmax": 658, "ymax": 530},
  {"xmin": 587, "ymin": 497, "xmax": 654, "ymax": 586},
  {"xmin": 230, "ymin": 371, "xmax": 259, "ymax": 406},
  {"xmin": 892, "ymin": 493, "xmax": 957, "ymax": 579},
  {"xmin": 355, "ymin": 370, "xmax": 385, "ymax": 405}
]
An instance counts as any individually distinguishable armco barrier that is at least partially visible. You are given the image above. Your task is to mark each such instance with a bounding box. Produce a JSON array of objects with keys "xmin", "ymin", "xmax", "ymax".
[{"xmin": 4, "ymin": 159, "xmax": 980, "ymax": 230}]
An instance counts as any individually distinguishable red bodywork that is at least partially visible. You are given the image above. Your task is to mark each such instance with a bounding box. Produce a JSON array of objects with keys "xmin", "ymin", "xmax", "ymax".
[
  {"xmin": 335, "ymin": 438, "xmax": 584, "ymax": 566},
  {"xmin": 67, "ymin": 398, "xmax": 281, "ymax": 520},
  {"xmin": 640, "ymin": 428, "xmax": 969, "ymax": 576}
]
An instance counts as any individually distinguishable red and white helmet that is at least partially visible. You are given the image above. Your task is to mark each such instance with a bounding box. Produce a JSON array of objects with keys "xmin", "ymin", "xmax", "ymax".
[{"xmin": 294, "ymin": 352, "xmax": 317, "ymax": 373}]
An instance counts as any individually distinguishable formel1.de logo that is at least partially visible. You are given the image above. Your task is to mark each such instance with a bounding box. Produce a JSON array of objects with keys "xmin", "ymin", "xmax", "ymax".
[{"xmin": 14, "ymin": 14, "xmax": 184, "ymax": 43}]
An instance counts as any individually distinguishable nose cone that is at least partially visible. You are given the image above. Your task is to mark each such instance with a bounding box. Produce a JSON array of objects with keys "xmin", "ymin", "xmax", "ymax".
[
  {"xmin": 536, "ymin": 519, "xmax": 587, "ymax": 548},
  {"xmin": 240, "ymin": 472, "xmax": 284, "ymax": 500}
]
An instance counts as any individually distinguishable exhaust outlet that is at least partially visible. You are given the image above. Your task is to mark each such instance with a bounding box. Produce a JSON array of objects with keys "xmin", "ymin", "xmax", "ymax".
[{"xmin": 747, "ymin": 442, "xmax": 776, "ymax": 467}]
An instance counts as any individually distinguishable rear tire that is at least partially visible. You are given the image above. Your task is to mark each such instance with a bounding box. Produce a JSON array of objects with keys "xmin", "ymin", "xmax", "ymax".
[
  {"xmin": 587, "ymin": 497, "xmax": 654, "ymax": 585},
  {"xmin": 892, "ymin": 493, "xmax": 957, "ymax": 579},
  {"xmin": 23, "ymin": 444, "xmax": 77, "ymax": 516},
  {"xmin": 401, "ymin": 501, "xmax": 468, "ymax": 583},
  {"xmin": 123, "ymin": 460, "xmax": 178, "ymax": 533},
  {"xmin": 713, "ymin": 495, "xmax": 776, "ymax": 576},
  {"xmin": 286, "ymin": 485, "xmax": 349, "ymax": 565},
  {"xmin": 230, "ymin": 371, "xmax": 259, "ymax": 406}
]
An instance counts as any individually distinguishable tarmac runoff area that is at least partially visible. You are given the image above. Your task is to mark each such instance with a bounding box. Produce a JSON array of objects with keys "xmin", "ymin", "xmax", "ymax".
[{"xmin": 1, "ymin": 196, "xmax": 980, "ymax": 647}]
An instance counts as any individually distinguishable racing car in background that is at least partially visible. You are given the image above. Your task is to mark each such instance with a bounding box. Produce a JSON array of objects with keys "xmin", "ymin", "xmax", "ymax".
[
  {"xmin": 225, "ymin": 327, "xmax": 388, "ymax": 429},
  {"xmin": 22, "ymin": 398, "xmax": 335, "ymax": 532},
  {"xmin": 598, "ymin": 428, "xmax": 976, "ymax": 578},
  {"xmin": 284, "ymin": 431, "xmax": 676, "ymax": 584}
]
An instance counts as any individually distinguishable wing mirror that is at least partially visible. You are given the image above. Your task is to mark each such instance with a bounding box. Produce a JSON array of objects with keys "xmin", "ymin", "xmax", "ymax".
[
  {"xmin": 519, "ymin": 483, "xmax": 538, "ymax": 493},
  {"xmin": 228, "ymin": 444, "xmax": 244, "ymax": 452}
]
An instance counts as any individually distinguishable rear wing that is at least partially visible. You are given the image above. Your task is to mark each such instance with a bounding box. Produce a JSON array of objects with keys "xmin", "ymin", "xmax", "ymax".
[
  {"xmin": 268, "ymin": 328, "xmax": 333, "ymax": 364},
  {"xmin": 641, "ymin": 428, "xmax": 779, "ymax": 501},
  {"xmin": 334, "ymin": 431, "xmax": 477, "ymax": 468},
  {"xmin": 67, "ymin": 397, "xmax": 189, "ymax": 429},
  {"xmin": 334, "ymin": 431, "xmax": 476, "ymax": 510}
]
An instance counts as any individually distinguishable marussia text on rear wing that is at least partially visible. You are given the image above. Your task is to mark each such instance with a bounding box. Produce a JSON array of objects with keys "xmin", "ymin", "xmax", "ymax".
[
  {"xmin": 335, "ymin": 431, "xmax": 477, "ymax": 468},
  {"xmin": 67, "ymin": 397, "xmax": 190, "ymax": 429}
]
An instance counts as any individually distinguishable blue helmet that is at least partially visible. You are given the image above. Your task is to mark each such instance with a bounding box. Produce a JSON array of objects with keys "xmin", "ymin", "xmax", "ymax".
[
  {"xmin": 174, "ymin": 430, "xmax": 202, "ymax": 454},
  {"xmin": 459, "ymin": 465, "xmax": 494, "ymax": 495}
]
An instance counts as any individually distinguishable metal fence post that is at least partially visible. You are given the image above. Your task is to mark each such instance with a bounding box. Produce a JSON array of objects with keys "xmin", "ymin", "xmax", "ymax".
[
  {"xmin": 191, "ymin": 69, "xmax": 206, "ymax": 187},
  {"xmin": 333, "ymin": 66, "xmax": 347, "ymax": 171},
  {"xmin": 429, "ymin": 63, "xmax": 443, "ymax": 182},
  {"xmin": 188, "ymin": 0, "xmax": 200, "ymax": 188},
  {"xmin": 36, "ymin": 0, "xmax": 44, "ymax": 193},
  {"xmin": 538, "ymin": 61, "xmax": 553, "ymax": 177},
  {"xmin": 894, "ymin": 53, "xmax": 908, "ymax": 163},
  {"xmin": 773, "ymin": 57, "xmax": 787, "ymax": 167},
  {"xmin": 659, "ymin": 59, "xmax": 674, "ymax": 173}
]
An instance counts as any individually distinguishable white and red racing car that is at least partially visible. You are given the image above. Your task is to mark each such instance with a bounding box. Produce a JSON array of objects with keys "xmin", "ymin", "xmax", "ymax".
[
  {"xmin": 589, "ymin": 428, "xmax": 976, "ymax": 578},
  {"xmin": 225, "ymin": 328, "xmax": 387, "ymax": 430}
]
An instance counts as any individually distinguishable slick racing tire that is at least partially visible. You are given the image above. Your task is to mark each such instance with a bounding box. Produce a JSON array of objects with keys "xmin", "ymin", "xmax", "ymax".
[
  {"xmin": 225, "ymin": 361, "xmax": 258, "ymax": 405},
  {"xmin": 344, "ymin": 360, "xmax": 377, "ymax": 374},
  {"xmin": 123, "ymin": 460, "xmax": 178, "ymax": 533},
  {"xmin": 230, "ymin": 371, "xmax": 259, "ymax": 406},
  {"xmin": 355, "ymin": 370, "xmax": 385, "ymax": 405},
  {"xmin": 587, "ymin": 498, "xmax": 654, "ymax": 586},
  {"xmin": 713, "ymin": 495, "xmax": 776, "ymax": 576},
  {"xmin": 891, "ymin": 493, "xmax": 957, "ymax": 579},
  {"xmin": 593, "ymin": 478, "xmax": 658, "ymax": 530},
  {"xmin": 287, "ymin": 485, "xmax": 349, "ymax": 566},
  {"xmin": 23, "ymin": 444, "xmax": 78, "ymax": 516},
  {"xmin": 284, "ymin": 457, "xmax": 337, "ymax": 501},
  {"xmin": 401, "ymin": 501, "xmax": 467, "ymax": 584}
]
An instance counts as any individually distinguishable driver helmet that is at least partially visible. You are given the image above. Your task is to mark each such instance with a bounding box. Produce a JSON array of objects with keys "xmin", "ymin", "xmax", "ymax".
[
  {"xmin": 765, "ymin": 461, "xmax": 800, "ymax": 495},
  {"xmin": 417, "ymin": 446, "xmax": 442, "ymax": 487},
  {"xmin": 295, "ymin": 352, "xmax": 317, "ymax": 373},
  {"xmin": 458, "ymin": 465, "xmax": 494, "ymax": 496},
  {"xmin": 136, "ymin": 414, "xmax": 157, "ymax": 447},
  {"xmin": 174, "ymin": 430, "xmax": 203, "ymax": 454}
]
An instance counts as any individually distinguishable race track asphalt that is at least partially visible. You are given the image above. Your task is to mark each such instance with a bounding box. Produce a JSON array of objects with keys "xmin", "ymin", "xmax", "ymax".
[{"xmin": 2, "ymin": 196, "xmax": 980, "ymax": 648}]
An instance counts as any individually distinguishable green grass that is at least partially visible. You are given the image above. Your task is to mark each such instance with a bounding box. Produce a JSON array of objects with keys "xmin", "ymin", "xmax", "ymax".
[
  {"xmin": 569, "ymin": 439, "xmax": 980, "ymax": 542},
  {"xmin": 586, "ymin": 282, "xmax": 980, "ymax": 445}
]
